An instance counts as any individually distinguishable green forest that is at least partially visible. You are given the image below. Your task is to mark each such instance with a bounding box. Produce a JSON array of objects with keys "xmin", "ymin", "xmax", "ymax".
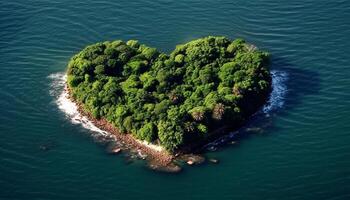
[{"xmin": 67, "ymin": 36, "xmax": 271, "ymax": 152}]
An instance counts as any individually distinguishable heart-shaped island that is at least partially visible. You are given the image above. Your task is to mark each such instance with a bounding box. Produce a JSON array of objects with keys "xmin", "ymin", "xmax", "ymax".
[{"xmin": 66, "ymin": 36, "xmax": 271, "ymax": 170}]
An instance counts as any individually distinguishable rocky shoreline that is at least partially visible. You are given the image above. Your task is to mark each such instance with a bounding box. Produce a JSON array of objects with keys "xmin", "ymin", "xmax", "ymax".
[
  {"xmin": 64, "ymin": 83, "xmax": 269, "ymax": 172},
  {"xmin": 52, "ymin": 66, "xmax": 287, "ymax": 172},
  {"xmin": 65, "ymin": 86, "xmax": 200, "ymax": 172}
]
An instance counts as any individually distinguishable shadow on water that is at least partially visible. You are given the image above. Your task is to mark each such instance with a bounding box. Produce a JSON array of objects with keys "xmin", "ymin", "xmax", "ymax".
[
  {"xmin": 204, "ymin": 57, "xmax": 322, "ymax": 153},
  {"xmin": 274, "ymin": 57, "xmax": 321, "ymax": 111}
]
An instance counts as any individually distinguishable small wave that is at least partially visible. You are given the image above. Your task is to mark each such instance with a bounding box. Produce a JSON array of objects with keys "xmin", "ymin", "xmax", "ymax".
[
  {"xmin": 48, "ymin": 73, "xmax": 112, "ymax": 138},
  {"xmin": 262, "ymin": 70, "xmax": 288, "ymax": 113},
  {"xmin": 48, "ymin": 72, "xmax": 66, "ymax": 97},
  {"xmin": 204, "ymin": 70, "xmax": 288, "ymax": 150}
]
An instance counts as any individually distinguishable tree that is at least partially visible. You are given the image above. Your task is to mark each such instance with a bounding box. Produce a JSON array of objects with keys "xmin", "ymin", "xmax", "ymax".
[
  {"xmin": 138, "ymin": 122, "xmax": 156, "ymax": 142},
  {"xmin": 197, "ymin": 123, "xmax": 208, "ymax": 135},
  {"xmin": 157, "ymin": 120, "xmax": 184, "ymax": 152},
  {"xmin": 174, "ymin": 54, "xmax": 184, "ymax": 64},
  {"xmin": 142, "ymin": 47, "xmax": 159, "ymax": 60},
  {"xmin": 94, "ymin": 65, "xmax": 105, "ymax": 75},
  {"xmin": 154, "ymin": 100, "xmax": 170, "ymax": 115},
  {"xmin": 127, "ymin": 40, "xmax": 140, "ymax": 48},
  {"xmin": 123, "ymin": 116, "xmax": 133, "ymax": 131},
  {"xmin": 121, "ymin": 75, "xmax": 140, "ymax": 93},
  {"xmin": 212, "ymin": 103, "xmax": 225, "ymax": 120},
  {"xmin": 189, "ymin": 106, "xmax": 208, "ymax": 121}
]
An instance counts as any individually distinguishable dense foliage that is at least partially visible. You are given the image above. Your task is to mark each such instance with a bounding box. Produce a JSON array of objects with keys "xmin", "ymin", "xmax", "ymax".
[{"xmin": 67, "ymin": 36, "xmax": 271, "ymax": 152}]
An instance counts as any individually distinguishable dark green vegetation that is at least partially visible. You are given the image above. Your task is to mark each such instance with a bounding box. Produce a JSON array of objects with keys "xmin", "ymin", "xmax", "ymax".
[{"xmin": 67, "ymin": 36, "xmax": 271, "ymax": 152}]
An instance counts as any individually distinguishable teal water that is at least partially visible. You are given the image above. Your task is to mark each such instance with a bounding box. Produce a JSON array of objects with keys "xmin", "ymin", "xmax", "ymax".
[{"xmin": 1, "ymin": 0, "xmax": 350, "ymax": 199}]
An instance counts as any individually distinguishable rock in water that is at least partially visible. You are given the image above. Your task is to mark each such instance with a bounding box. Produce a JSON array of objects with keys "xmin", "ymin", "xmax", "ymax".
[
  {"xmin": 187, "ymin": 160, "xmax": 195, "ymax": 165},
  {"xmin": 112, "ymin": 148, "xmax": 121, "ymax": 154}
]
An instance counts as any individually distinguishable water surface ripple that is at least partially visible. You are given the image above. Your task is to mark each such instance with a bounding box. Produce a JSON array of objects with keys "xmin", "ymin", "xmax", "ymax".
[{"xmin": 1, "ymin": 0, "xmax": 350, "ymax": 200}]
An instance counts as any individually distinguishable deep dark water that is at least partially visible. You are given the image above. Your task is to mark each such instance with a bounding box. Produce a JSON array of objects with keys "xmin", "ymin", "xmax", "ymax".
[{"xmin": 1, "ymin": 0, "xmax": 350, "ymax": 199}]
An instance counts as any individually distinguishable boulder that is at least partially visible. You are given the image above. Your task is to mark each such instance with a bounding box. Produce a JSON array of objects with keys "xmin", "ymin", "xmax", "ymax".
[
  {"xmin": 112, "ymin": 148, "xmax": 121, "ymax": 154},
  {"xmin": 187, "ymin": 160, "xmax": 195, "ymax": 165}
]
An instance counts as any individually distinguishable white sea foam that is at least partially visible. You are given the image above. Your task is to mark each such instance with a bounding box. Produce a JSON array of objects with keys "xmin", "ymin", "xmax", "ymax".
[
  {"xmin": 48, "ymin": 73, "xmax": 111, "ymax": 138},
  {"xmin": 204, "ymin": 70, "xmax": 289, "ymax": 149},
  {"xmin": 48, "ymin": 72, "xmax": 66, "ymax": 97},
  {"xmin": 48, "ymin": 72, "xmax": 164, "ymax": 152},
  {"xmin": 262, "ymin": 70, "xmax": 288, "ymax": 113}
]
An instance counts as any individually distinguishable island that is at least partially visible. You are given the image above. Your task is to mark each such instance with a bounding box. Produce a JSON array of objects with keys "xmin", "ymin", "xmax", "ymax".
[{"xmin": 66, "ymin": 36, "xmax": 271, "ymax": 171}]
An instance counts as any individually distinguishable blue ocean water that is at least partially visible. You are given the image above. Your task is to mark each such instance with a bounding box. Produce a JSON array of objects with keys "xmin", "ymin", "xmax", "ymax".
[{"xmin": 1, "ymin": 0, "xmax": 350, "ymax": 199}]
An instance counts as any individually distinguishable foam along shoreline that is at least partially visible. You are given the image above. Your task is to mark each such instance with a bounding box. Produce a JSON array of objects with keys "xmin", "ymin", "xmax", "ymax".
[
  {"xmin": 49, "ymin": 73, "xmax": 175, "ymax": 170},
  {"xmin": 203, "ymin": 70, "xmax": 288, "ymax": 150},
  {"xmin": 48, "ymin": 70, "xmax": 287, "ymax": 169},
  {"xmin": 49, "ymin": 73, "xmax": 110, "ymax": 137},
  {"xmin": 57, "ymin": 84, "xmax": 165, "ymax": 153},
  {"xmin": 262, "ymin": 70, "xmax": 288, "ymax": 113}
]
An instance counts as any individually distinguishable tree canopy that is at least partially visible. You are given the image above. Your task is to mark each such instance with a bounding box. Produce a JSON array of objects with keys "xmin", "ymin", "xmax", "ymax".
[{"xmin": 67, "ymin": 36, "xmax": 271, "ymax": 152}]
